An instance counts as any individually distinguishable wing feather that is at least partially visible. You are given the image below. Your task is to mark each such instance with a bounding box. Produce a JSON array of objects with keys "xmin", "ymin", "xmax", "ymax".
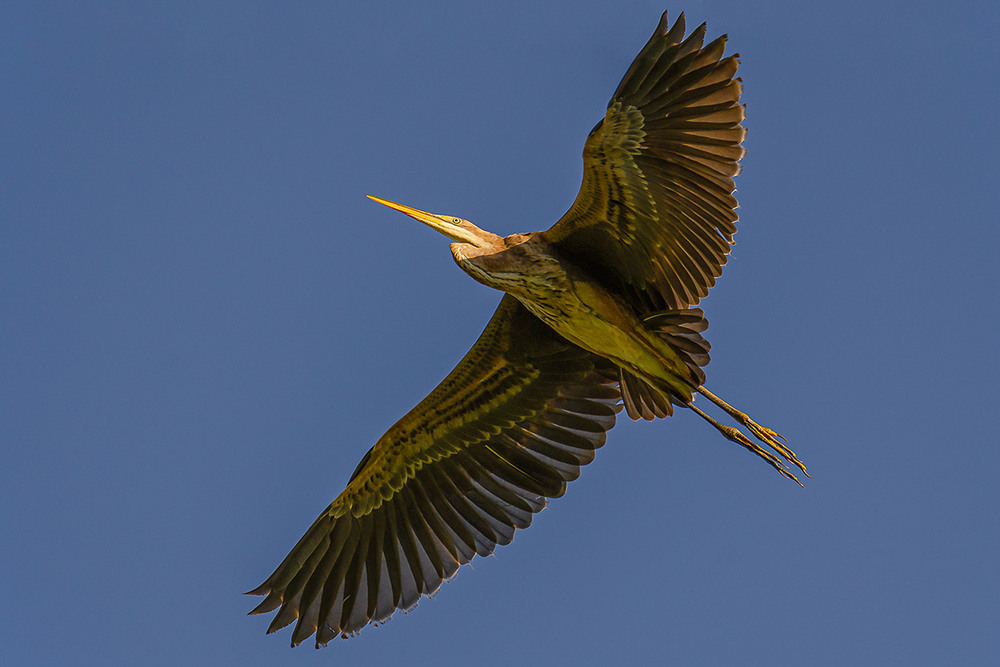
[
  {"xmin": 248, "ymin": 296, "xmax": 621, "ymax": 645},
  {"xmin": 542, "ymin": 11, "xmax": 746, "ymax": 312}
]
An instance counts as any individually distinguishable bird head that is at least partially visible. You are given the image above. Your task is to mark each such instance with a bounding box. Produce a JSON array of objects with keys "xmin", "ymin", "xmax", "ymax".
[{"xmin": 366, "ymin": 195, "xmax": 501, "ymax": 249}]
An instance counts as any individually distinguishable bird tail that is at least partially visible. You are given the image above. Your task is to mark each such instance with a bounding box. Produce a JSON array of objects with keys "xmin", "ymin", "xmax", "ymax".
[{"xmin": 619, "ymin": 308, "xmax": 710, "ymax": 420}]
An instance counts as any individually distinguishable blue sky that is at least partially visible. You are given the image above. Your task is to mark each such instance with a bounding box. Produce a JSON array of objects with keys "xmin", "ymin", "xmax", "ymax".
[{"xmin": 3, "ymin": 1, "xmax": 999, "ymax": 664}]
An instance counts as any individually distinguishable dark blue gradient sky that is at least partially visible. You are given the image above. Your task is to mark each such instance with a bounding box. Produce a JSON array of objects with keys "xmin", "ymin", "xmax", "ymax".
[{"xmin": 4, "ymin": 1, "xmax": 999, "ymax": 664}]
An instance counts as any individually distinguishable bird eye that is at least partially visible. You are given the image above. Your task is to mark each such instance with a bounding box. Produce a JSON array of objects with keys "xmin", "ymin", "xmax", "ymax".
[{"xmin": 452, "ymin": 218, "xmax": 462, "ymax": 224}]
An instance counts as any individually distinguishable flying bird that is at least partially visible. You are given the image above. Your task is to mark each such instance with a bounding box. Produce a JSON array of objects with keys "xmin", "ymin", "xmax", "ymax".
[{"xmin": 248, "ymin": 11, "xmax": 806, "ymax": 647}]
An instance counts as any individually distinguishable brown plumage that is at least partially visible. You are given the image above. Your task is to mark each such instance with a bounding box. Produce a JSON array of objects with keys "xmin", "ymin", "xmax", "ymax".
[{"xmin": 248, "ymin": 11, "xmax": 806, "ymax": 647}]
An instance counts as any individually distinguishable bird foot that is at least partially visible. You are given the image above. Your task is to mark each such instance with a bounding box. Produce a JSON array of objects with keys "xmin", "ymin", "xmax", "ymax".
[
  {"xmin": 741, "ymin": 418, "xmax": 808, "ymax": 478},
  {"xmin": 715, "ymin": 423, "xmax": 803, "ymax": 486}
]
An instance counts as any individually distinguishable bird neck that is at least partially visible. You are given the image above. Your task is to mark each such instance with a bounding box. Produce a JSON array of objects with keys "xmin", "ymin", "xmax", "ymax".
[{"xmin": 451, "ymin": 236, "xmax": 569, "ymax": 297}]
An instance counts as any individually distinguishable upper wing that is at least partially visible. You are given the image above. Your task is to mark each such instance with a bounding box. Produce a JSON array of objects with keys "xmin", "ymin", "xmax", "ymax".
[
  {"xmin": 541, "ymin": 12, "xmax": 746, "ymax": 312},
  {"xmin": 248, "ymin": 295, "xmax": 621, "ymax": 647}
]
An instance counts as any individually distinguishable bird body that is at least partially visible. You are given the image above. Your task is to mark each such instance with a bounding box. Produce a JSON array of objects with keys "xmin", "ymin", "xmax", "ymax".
[
  {"xmin": 249, "ymin": 11, "xmax": 807, "ymax": 647},
  {"xmin": 453, "ymin": 233, "xmax": 699, "ymax": 399}
]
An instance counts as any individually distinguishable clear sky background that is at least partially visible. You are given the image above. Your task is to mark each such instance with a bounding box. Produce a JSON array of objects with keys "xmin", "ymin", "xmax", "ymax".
[{"xmin": 4, "ymin": 1, "xmax": 999, "ymax": 665}]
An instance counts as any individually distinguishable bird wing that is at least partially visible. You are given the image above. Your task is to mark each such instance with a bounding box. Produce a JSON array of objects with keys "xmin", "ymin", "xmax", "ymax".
[
  {"xmin": 541, "ymin": 12, "xmax": 746, "ymax": 312},
  {"xmin": 248, "ymin": 295, "xmax": 621, "ymax": 647}
]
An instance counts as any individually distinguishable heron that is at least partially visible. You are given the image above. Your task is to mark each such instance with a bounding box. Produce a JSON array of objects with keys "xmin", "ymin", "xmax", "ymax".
[{"xmin": 248, "ymin": 11, "xmax": 806, "ymax": 647}]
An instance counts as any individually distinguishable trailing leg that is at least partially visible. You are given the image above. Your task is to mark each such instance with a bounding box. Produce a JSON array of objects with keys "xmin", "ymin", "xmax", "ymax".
[{"xmin": 696, "ymin": 386, "xmax": 808, "ymax": 477}]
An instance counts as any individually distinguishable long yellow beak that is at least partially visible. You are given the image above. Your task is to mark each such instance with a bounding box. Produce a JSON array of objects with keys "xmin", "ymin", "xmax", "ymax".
[
  {"xmin": 366, "ymin": 194, "xmax": 486, "ymax": 245},
  {"xmin": 365, "ymin": 195, "xmax": 442, "ymax": 226}
]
